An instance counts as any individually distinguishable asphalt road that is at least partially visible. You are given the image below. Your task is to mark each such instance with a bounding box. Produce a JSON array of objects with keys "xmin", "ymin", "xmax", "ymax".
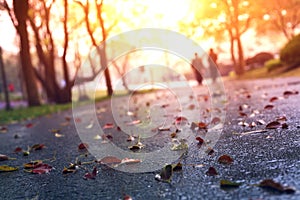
[{"xmin": 0, "ymin": 77, "xmax": 300, "ymax": 200}]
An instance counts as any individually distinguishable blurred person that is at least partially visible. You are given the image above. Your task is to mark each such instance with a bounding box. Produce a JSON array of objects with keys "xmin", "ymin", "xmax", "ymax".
[{"xmin": 191, "ymin": 53, "xmax": 204, "ymax": 85}]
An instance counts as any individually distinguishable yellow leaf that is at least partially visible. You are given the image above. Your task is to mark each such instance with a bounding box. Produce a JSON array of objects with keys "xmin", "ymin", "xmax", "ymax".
[{"xmin": 0, "ymin": 165, "xmax": 18, "ymax": 172}]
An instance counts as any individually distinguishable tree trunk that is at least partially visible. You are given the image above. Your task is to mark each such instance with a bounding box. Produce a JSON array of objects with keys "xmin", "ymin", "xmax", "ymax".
[
  {"xmin": 0, "ymin": 47, "xmax": 12, "ymax": 110},
  {"xmin": 13, "ymin": 0, "xmax": 40, "ymax": 106},
  {"xmin": 236, "ymin": 34, "xmax": 245, "ymax": 75}
]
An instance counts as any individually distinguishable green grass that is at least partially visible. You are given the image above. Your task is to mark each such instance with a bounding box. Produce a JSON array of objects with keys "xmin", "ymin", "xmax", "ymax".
[
  {"xmin": 0, "ymin": 103, "xmax": 72, "ymax": 125},
  {"xmin": 232, "ymin": 65, "xmax": 300, "ymax": 80},
  {"xmin": 0, "ymin": 88, "xmax": 158, "ymax": 125}
]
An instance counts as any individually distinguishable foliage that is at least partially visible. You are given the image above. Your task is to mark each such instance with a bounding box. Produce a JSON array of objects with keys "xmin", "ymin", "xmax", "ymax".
[
  {"xmin": 265, "ymin": 59, "xmax": 282, "ymax": 72},
  {"xmin": 280, "ymin": 34, "xmax": 300, "ymax": 66}
]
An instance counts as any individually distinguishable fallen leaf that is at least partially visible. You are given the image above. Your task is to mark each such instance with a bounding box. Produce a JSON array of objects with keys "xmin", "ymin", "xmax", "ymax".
[
  {"xmin": 99, "ymin": 156, "xmax": 122, "ymax": 165},
  {"xmin": 282, "ymin": 123, "xmax": 288, "ymax": 129},
  {"xmin": 121, "ymin": 158, "xmax": 141, "ymax": 164},
  {"xmin": 264, "ymin": 105, "xmax": 274, "ymax": 110},
  {"xmin": 14, "ymin": 147, "xmax": 23, "ymax": 153},
  {"xmin": 211, "ymin": 117, "xmax": 221, "ymax": 125},
  {"xmin": 85, "ymin": 121, "xmax": 94, "ymax": 129},
  {"xmin": 172, "ymin": 162, "xmax": 183, "ymax": 171},
  {"xmin": 158, "ymin": 126, "xmax": 171, "ymax": 131},
  {"xmin": 103, "ymin": 123, "xmax": 114, "ymax": 129},
  {"xmin": 23, "ymin": 160, "xmax": 43, "ymax": 169},
  {"xmin": 170, "ymin": 132, "xmax": 177, "ymax": 138},
  {"xmin": 25, "ymin": 123, "xmax": 34, "ymax": 128},
  {"xmin": 29, "ymin": 163, "xmax": 53, "ymax": 174},
  {"xmin": 62, "ymin": 167, "xmax": 76, "ymax": 174},
  {"xmin": 218, "ymin": 154, "xmax": 234, "ymax": 164},
  {"xmin": 283, "ymin": 90, "xmax": 298, "ymax": 97},
  {"xmin": 206, "ymin": 166, "xmax": 218, "ymax": 176},
  {"xmin": 0, "ymin": 154, "xmax": 9, "ymax": 161},
  {"xmin": 0, "ymin": 126, "xmax": 8, "ymax": 133},
  {"xmin": 196, "ymin": 136, "xmax": 204, "ymax": 145},
  {"xmin": 206, "ymin": 147, "xmax": 215, "ymax": 156},
  {"xmin": 123, "ymin": 194, "xmax": 133, "ymax": 200},
  {"xmin": 0, "ymin": 165, "xmax": 18, "ymax": 172},
  {"xmin": 239, "ymin": 112, "xmax": 247, "ymax": 117},
  {"xmin": 155, "ymin": 164, "xmax": 173, "ymax": 183},
  {"xmin": 55, "ymin": 133, "xmax": 64, "ymax": 138},
  {"xmin": 78, "ymin": 143, "xmax": 89, "ymax": 150},
  {"xmin": 276, "ymin": 116, "xmax": 287, "ymax": 122},
  {"xmin": 269, "ymin": 97, "xmax": 278, "ymax": 102},
  {"xmin": 174, "ymin": 116, "xmax": 188, "ymax": 124},
  {"xmin": 171, "ymin": 139, "xmax": 188, "ymax": 151},
  {"xmin": 31, "ymin": 144, "xmax": 45, "ymax": 151},
  {"xmin": 126, "ymin": 120, "xmax": 141, "ymax": 126},
  {"xmin": 259, "ymin": 179, "xmax": 295, "ymax": 194},
  {"xmin": 83, "ymin": 166, "xmax": 97, "ymax": 180},
  {"xmin": 266, "ymin": 121, "xmax": 281, "ymax": 129},
  {"xmin": 257, "ymin": 119, "xmax": 266, "ymax": 125},
  {"xmin": 220, "ymin": 179, "xmax": 242, "ymax": 188}
]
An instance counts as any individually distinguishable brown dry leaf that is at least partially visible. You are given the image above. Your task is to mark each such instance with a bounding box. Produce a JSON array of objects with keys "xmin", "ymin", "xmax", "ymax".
[
  {"xmin": 218, "ymin": 154, "xmax": 234, "ymax": 164},
  {"xmin": 276, "ymin": 116, "xmax": 287, "ymax": 122},
  {"xmin": 123, "ymin": 194, "xmax": 133, "ymax": 200},
  {"xmin": 266, "ymin": 121, "xmax": 281, "ymax": 129},
  {"xmin": 259, "ymin": 179, "xmax": 295, "ymax": 194},
  {"xmin": 283, "ymin": 90, "xmax": 298, "ymax": 98},
  {"xmin": 99, "ymin": 156, "xmax": 122, "ymax": 165},
  {"xmin": 206, "ymin": 166, "xmax": 218, "ymax": 176}
]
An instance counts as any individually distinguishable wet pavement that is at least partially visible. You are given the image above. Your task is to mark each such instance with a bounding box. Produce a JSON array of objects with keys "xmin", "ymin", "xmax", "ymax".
[{"xmin": 0, "ymin": 77, "xmax": 300, "ymax": 200}]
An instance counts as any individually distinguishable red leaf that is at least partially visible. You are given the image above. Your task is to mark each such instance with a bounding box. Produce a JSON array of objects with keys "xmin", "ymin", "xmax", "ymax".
[
  {"xmin": 266, "ymin": 121, "xmax": 281, "ymax": 129},
  {"xmin": 218, "ymin": 154, "xmax": 234, "ymax": 164},
  {"xmin": 269, "ymin": 97, "xmax": 278, "ymax": 102},
  {"xmin": 78, "ymin": 143, "xmax": 89, "ymax": 150},
  {"xmin": 175, "ymin": 116, "xmax": 188, "ymax": 124},
  {"xmin": 196, "ymin": 136, "xmax": 204, "ymax": 145},
  {"xmin": 83, "ymin": 167, "xmax": 97, "ymax": 180},
  {"xmin": 26, "ymin": 123, "xmax": 34, "ymax": 128},
  {"xmin": 0, "ymin": 126, "xmax": 8, "ymax": 133},
  {"xmin": 123, "ymin": 194, "xmax": 133, "ymax": 200},
  {"xmin": 31, "ymin": 163, "xmax": 53, "ymax": 174},
  {"xmin": 239, "ymin": 112, "xmax": 247, "ymax": 117},
  {"xmin": 206, "ymin": 166, "xmax": 218, "ymax": 176},
  {"xmin": 103, "ymin": 123, "xmax": 114, "ymax": 129},
  {"xmin": 264, "ymin": 105, "xmax": 274, "ymax": 110},
  {"xmin": 283, "ymin": 90, "xmax": 298, "ymax": 97},
  {"xmin": 14, "ymin": 147, "xmax": 22, "ymax": 153}
]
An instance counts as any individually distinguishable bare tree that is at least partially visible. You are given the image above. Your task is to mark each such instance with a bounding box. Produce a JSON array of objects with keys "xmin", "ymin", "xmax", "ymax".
[
  {"xmin": 2, "ymin": 0, "xmax": 41, "ymax": 106},
  {"xmin": 75, "ymin": 0, "xmax": 116, "ymax": 96}
]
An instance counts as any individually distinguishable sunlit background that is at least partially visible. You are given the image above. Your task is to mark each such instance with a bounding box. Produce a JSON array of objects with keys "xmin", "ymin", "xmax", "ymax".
[{"xmin": 0, "ymin": 0, "xmax": 299, "ymax": 102}]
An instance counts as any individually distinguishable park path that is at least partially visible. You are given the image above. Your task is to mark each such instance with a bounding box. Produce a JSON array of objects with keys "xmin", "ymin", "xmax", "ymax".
[{"xmin": 0, "ymin": 77, "xmax": 300, "ymax": 200}]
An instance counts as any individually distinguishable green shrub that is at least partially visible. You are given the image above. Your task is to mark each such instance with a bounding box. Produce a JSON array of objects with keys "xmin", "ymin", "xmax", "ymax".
[
  {"xmin": 265, "ymin": 59, "xmax": 282, "ymax": 72},
  {"xmin": 280, "ymin": 34, "xmax": 300, "ymax": 66}
]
